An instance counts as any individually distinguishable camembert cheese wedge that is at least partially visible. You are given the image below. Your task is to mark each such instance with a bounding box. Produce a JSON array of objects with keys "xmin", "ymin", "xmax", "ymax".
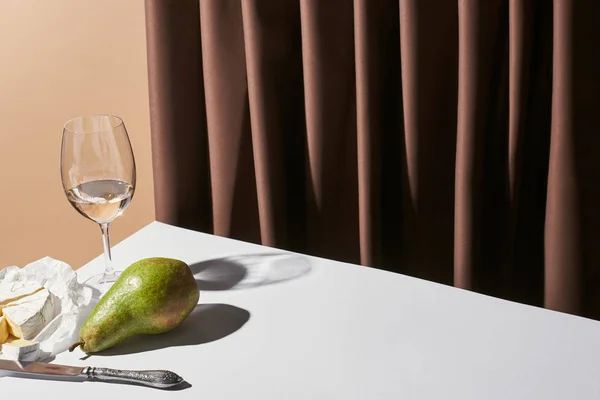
[
  {"xmin": 2, "ymin": 288, "xmax": 54, "ymax": 340},
  {"xmin": 0, "ymin": 283, "xmax": 44, "ymax": 310},
  {"xmin": 0, "ymin": 315, "xmax": 8, "ymax": 343},
  {"xmin": 1, "ymin": 337, "xmax": 40, "ymax": 362}
]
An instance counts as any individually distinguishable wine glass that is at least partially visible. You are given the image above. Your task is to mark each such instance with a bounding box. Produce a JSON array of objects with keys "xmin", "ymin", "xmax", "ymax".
[{"xmin": 61, "ymin": 115, "xmax": 136, "ymax": 288}]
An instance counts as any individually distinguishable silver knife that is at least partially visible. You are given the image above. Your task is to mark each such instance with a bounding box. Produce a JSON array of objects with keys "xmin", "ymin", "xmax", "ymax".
[{"xmin": 0, "ymin": 359, "xmax": 184, "ymax": 389}]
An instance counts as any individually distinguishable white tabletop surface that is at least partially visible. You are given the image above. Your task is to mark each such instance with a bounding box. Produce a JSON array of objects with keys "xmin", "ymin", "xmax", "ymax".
[{"xmin": 3, "ymin": 221, "xmax": 600, "ymax": 399}]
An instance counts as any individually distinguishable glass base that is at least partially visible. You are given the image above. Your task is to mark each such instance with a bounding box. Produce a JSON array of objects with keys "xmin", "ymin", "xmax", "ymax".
[{"xmin": 84, "ymin": 271, "xmax": 121, "ymax": 297}]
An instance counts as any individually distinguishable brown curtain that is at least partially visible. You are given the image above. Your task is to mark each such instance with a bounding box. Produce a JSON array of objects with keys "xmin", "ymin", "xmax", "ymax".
[{"xmin": 144, "ymin": 0, "xmax": 600, "ymax": 319}]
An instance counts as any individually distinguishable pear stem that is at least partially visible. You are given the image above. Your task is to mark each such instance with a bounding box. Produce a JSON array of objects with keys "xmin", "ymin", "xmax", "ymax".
[{"xmin": 68, "ymin": 341, "xmax": 84, "ymax": 352}]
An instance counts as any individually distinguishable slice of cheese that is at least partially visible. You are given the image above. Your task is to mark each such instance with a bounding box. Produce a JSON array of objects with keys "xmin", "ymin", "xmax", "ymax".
[
  {"xmin": 0, "ymin": 316, "xmax": 8, "ymax": 343},
  {"xmin": 2, "ymin": 288, "xmax": 54, "ymax": 340},
  {"xmin": 1, "ymin": 337, "xmax": 40, "ymax": 361},
  {"xmin": 0, "ymin": 283, "xmax": 44, "ymax": 310}
]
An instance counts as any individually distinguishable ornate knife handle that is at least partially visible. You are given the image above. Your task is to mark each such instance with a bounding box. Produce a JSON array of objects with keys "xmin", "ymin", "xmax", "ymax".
[{"xmin": 81, "ymin": 366, "xmax": 184, "ymax": 389}]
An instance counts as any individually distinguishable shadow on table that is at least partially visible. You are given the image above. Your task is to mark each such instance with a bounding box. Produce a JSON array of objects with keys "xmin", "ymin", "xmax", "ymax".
[
  {"xmin": 87, "ymin": 285, "xmax": 103, "ymax": 302},
  {"xmin": 191, "ymin": 252, "xmax": 312, "ymax": 291},
  {"xmin": 93, "ymin": 303, "xmax": 250, "ymax": 357}
]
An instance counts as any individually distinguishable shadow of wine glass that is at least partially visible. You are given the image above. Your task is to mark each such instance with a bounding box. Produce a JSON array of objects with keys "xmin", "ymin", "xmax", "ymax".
[
  {"xmin": 190, "ymin": 259, "xmax": 247, "ymax": 290},
  {"xmin": 191, "ymin": 252, "xmax": 311, "ymax": 291},
  {"xmin": 86, "ymin": 285, "xmax": 103, "ymax": 302}
]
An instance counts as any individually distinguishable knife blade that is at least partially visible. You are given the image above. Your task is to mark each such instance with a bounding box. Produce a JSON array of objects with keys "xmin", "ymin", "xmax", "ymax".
[{"xmin": 0, "ymin": 359, "xmax": 184, "ymax": 389}]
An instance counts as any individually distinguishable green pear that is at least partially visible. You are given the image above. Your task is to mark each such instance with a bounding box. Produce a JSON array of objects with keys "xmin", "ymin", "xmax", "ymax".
[{"xmin": 70, "ymin": 257, "xmax": 199, "ymax": 353}]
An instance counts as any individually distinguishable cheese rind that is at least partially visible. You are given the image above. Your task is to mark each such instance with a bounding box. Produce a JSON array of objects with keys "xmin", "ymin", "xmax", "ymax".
[{"xmin": 2, "ymin": 288, "xmax": 54, "ymax": 340}]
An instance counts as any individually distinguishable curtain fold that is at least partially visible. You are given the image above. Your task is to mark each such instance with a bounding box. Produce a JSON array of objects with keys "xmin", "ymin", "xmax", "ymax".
[{"xmin": 145, "ymin": 0, "xmax": 600, "ymax": 319}]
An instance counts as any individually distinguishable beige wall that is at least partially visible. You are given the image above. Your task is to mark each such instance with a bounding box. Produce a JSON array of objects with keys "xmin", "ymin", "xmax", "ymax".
[{"xmin": 0, "ymin": 0, "xmax": 154, "ymax": 270}]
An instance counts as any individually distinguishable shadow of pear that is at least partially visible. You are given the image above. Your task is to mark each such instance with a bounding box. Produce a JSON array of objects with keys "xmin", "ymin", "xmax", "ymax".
[{"xmin": 94, "ymin": 304, "xmax": 250, "ymax": 356}]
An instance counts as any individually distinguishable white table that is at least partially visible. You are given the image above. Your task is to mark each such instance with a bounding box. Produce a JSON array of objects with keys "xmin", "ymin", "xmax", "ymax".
[{"xmin": 3, "ymin": 221, "xmax": 600, "ymax": 399}]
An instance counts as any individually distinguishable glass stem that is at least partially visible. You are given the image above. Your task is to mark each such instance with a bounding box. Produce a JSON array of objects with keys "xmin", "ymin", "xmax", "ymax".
[{"xmin": 99, "ymin": 222, "xmax": 114, "ymax": 277}]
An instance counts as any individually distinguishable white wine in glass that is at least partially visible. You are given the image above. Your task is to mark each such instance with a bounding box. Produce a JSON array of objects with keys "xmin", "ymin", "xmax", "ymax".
[{"xmin": 61, "ymin": 115, "xmax": 136, "ymax": 288}]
